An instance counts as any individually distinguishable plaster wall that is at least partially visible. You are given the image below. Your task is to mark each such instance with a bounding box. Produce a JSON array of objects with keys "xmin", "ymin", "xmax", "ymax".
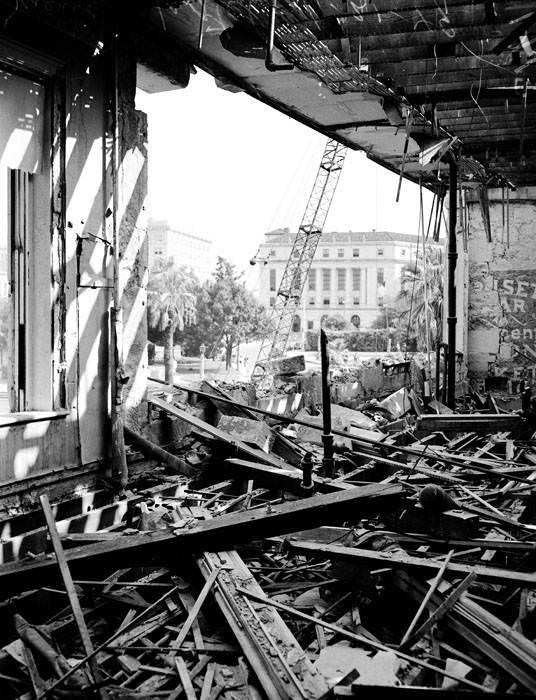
[{"xmin": 466, "ymin": 187, "xmax": 536, "ymax": 384}]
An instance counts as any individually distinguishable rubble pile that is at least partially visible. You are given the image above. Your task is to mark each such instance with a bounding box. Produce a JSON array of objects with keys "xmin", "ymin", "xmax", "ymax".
[{"xmin": 0, "ymin": 378, "xmax": 536, "ymax": 698}]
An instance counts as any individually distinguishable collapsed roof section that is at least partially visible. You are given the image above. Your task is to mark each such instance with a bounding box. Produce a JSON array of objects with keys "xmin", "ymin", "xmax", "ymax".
[{"xmin": 147, "ymin": 0, "xmax": 536, "ymax": 189}]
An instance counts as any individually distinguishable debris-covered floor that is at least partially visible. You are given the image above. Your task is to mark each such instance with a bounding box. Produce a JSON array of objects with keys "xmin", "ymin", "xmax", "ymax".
[{"xmin": 2, "ymin": 377, "xmax": 536, "ymax": 698}]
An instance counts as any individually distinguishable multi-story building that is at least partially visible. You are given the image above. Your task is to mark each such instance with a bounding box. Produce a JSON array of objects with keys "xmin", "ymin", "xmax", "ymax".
[
  {"xmin": 148, "ymin": 219, "xmax": 215, "ymax": 281},
  {"xmin": 254, "ymin": 229, "xmax": 437, "ymax": 332}
]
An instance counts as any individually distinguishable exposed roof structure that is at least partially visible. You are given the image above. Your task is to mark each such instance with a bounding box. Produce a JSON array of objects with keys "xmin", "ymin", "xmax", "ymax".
[{"xmin": 147, "ymin": 0, "xmax": 536, "ymax": 189}]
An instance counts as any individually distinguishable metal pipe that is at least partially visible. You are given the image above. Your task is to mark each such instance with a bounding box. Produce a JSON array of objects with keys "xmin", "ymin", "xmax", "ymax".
[
  {"xmin": 441, "ymin": 342, "xmax": 448, "ymax": 406},
  {"xmin": 320, "ymin": 329, "xmax": 334, "ymax": 478},
  {"xmin": 300, "ymin": 452, "xmax": 314, "ymax": 495},
  {"xmin": 446, "ymin": 155, "xmax": 458, "ymax": 408},
  {"xmin": 197, "ymin": 0, "xmax": 207, "ymax": 50},
  {"xmin": 435, "ymin": 339, "xmax": 441, "ymax": 399},
  {"xmin": 265, "ymin": 0, "xmax": 293, "ymax": 72}
]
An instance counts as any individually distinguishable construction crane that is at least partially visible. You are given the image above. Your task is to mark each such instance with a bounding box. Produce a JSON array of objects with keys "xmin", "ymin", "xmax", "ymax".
[{"xmin": 252, "ymin": 139, "xmax": 347, "ymax": 386}]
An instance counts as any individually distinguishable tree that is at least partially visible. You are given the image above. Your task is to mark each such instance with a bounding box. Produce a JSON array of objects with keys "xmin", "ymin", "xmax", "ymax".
[
  {"xmin": 396, "ymin": 247, "xmax": 444, "ymax": 351},
  {"xmin": 186, "ymin": 257, "xmax": 270, "ymax": 369},
  {"xmin": 147, "ymin": 259, "xmax": 198, "ymax": 382},
  {"xmin": 321, "ymin": 314, "xmax": 347, "ymax": 331}
]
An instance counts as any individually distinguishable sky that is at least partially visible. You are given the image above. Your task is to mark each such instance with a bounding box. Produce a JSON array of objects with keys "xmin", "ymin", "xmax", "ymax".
[{"xmin": 136, "ymin": 69, "xmax": 436, "ymax": 281}]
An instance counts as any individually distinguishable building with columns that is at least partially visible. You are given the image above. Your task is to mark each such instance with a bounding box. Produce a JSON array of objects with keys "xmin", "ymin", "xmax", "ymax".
[{"xmin": 254, "ymin": 228, "xmax": 433, "ymax": 333}]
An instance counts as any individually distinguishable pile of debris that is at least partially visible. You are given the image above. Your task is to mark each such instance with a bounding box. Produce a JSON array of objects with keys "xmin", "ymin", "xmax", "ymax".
[{"xmin": 1, "ymin": 378, "xmax": 536, "ymax": 698}]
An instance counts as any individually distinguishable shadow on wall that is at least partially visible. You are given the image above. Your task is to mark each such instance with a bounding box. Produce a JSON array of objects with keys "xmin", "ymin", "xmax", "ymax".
[{"xmin": 0, "ymin": 47, "xmax": 148, "ymax": 485}]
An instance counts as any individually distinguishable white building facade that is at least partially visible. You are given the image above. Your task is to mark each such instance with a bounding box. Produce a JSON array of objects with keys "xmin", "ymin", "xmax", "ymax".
[
  {"xmin": 255, "ymin": 229, "xmax": 430, "ymax": 332},
  {"xmin": 148, "ymin": 219, "xmax": 215, "ymax": 281}
]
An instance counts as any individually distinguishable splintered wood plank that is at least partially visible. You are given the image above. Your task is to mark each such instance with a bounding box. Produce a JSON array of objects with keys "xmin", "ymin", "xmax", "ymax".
[
  {"xmin": 289, "ymin": 540, "xmax": 536, "ymax": 586},
  {"xmin": 40, "ymin": 494, "xmax": 103, "ymax": 694},
  {"xmin": 176, "ymin": 657, "xmax": 198, "ymax": 700},
  {"xmin": 200, "ymin": 663, "xmax": 216, "ymax": 700},
  {"xmin": 171, "ymin": 568, "xmax": 219, "ymax": 649}
]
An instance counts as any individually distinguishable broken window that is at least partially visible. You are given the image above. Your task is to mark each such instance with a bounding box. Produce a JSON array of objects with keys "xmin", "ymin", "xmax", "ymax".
[
  {"xmin": 0, "ymin": 68, "xmax": 49, "ymax": 413},
  {"xmin": 337, "ymin": 268, "xmax": 346, "ymax": 291},
  {"xmin": 269, "ymin": 268, "xmax": 276, "ymax": 291}
]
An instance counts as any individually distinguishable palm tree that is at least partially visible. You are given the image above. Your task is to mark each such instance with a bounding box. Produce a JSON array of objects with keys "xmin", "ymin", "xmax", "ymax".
[
  {"xmin": 396, "ymin": 247, "xmax": 444, "ymax": 352},
  {"xmin": 147, "ymin": 259, "xmax": 198, "ymax": 382}
]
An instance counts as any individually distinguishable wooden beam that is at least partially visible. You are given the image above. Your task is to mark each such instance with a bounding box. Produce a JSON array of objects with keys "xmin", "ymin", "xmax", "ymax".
[
  {"xmin": 224, "ymin": 458, "xmax": 353, "ymax": 493},
  {"xmin": 288, "ymin": 540, "xmax": 536, "ymax": 586},
  {"xmin": 149, "ymin": 396, "xmax": 290, "ymax": 470},
  {"xmin": 0, "ymin": 483, "xmax": 404, "ymax": 595}
]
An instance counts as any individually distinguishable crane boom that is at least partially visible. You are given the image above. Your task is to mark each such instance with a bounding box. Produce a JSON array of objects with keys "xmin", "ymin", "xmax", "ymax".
[{"xmin": 252, "ymin": 139, "xmax": 347, "ymax": 384}]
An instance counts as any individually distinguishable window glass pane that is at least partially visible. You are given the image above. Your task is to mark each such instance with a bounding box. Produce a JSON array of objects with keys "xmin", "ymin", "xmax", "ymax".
[
  {"xmin": 337, "ymin": 268, "xmax": 346, "ymax": 291},
  {"xmin": 377, "ymin": 267, "xmax": 385, "ymax": 286},
  {"xmin": 322, "ymin": 269, "xmax": 331, "ymax": 290},
  {"xmin": 352, "ymin": 268, "xmax": 361, "ymax": 291},
  {"xmin": 308, "ymin": 268, "xmax": 316, "ymax": 291}
]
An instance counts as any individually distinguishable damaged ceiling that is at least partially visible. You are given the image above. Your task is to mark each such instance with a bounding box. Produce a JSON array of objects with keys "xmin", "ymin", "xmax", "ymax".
[{"xmin": 147, "ymin": 0, "xmax": 536, "ymax": 189}]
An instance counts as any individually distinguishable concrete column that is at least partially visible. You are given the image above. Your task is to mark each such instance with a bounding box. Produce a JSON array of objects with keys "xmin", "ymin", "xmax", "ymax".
[{"xmin": 465, "ymin": 187, "xmax": 536, "ymax": 387}]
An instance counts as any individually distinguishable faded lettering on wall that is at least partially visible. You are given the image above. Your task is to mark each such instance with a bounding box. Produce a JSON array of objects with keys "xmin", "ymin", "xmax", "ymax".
[{"xmin": 496, "ymin": 270, "xmax": 536, "ymax": 365}]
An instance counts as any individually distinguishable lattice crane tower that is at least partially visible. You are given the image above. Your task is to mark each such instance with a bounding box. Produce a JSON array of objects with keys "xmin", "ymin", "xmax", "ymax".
[{"xmin": 252, "ymin": 139, "xmax": 347, "ymax": 385}]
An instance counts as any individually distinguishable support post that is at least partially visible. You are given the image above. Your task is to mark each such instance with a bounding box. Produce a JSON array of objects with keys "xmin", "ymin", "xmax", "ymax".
[
  {"xmin": 320, "ymin": 329, "xmax": 334, "ymax": 478},
  {"xmin": 435, "ymin": 339, "xmax": 441, "ymax": 400},
  {"xmin": 446, "ymin": 156, "xmax": 458, "ymax": 408}
]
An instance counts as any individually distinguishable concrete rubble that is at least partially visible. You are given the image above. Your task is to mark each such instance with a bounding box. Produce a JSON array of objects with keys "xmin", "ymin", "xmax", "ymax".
[{"xmin": 1, "ymin": 376, "xmax": 536, "ymax": 698}]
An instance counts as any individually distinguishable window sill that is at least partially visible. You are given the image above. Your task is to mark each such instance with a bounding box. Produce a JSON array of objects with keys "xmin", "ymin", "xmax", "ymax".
[{"xmin": 0, "ymin": 410, "xmax": 70, "ymax": 428}]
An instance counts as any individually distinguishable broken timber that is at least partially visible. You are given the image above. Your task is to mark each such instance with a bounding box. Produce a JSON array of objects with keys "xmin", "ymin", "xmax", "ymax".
[
  {"xmin": 149, "ymin": 395, "xmax": 292, "ymax": 470},
  {"xmin": 288, "ymin": 540, "xmax": 536, "ymax": 587},
  {"xmin": 196, "ymin": 549, "xmax": 328, "ymax": 699},
  {"xmin": 0, "ymin": 483, "xmax": 403, "ymax": 594},
  {"xmin": 224, "ymin": 458, "xmax": 353, "ymax": 493}
]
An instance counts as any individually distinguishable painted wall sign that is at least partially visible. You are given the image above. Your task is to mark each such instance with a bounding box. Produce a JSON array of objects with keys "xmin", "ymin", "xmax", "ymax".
[{"xmin": 496, "ymin": 269, "xmax": 536, "ymax": 365}]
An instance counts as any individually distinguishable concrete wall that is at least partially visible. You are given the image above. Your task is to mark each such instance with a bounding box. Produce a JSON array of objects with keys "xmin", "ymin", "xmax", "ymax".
[{"xmin": 465, "ymin": 187, "xmax": 536, "ymax": 386}]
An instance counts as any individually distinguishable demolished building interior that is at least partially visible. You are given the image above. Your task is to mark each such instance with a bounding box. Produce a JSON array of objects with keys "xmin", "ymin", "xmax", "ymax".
[{"xmin": 1, "ymin": 0, "xmax": 536, "ymax": 697}]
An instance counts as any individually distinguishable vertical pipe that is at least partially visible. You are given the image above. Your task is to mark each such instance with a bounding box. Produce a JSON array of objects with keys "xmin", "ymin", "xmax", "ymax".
[
  {"xmin": 435, "ymin": 339, "xmax": 441, "ymax": 400},
  {"xmin": 446, "ymin": 156, "xmax": 458, "ymax": 408},
  {"xmin": 110, "ymin": 28, "xmax": 128, "ymax": 489},
  {"xmin": 442, "ymin": 343, "xmax": 448, "ymax": 405},
  {"xmin": 320, "ymin": 329, "xmax": 334, "ymax": 478}
]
